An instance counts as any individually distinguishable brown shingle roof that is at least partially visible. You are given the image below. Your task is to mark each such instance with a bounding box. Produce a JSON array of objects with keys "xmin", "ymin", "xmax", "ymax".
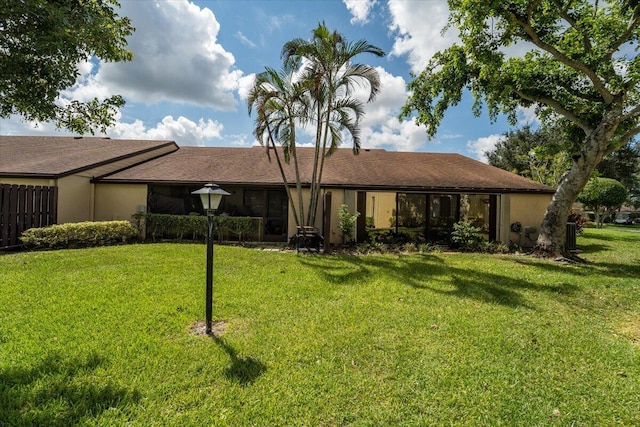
[
  {"xmin": 0, "ymin": 136, "xmax": 177, "ymax": 178},
  {"xmin": 101, "ymin": 145, "xmax": 555, "ymax": 193}
]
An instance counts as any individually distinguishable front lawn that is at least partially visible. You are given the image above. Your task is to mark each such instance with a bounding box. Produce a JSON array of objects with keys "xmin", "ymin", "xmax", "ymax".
[{"xmin": 1, "ymin": 228, "xmax": 638, "ymax": 425}]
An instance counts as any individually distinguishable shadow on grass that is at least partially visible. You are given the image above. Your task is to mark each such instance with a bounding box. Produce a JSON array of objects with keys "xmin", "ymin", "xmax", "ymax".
[
  {"xmin": 511, "ymin": 256, "xmax": 640, "ymax": 281},
  {"xmin": 298, "ymin": 254, "xmax": 578, "ymax": 309},
  {"xmin": 583, "ymin": 230, "xmax": 640, "ymax": 243},
  {"xmin": 210, "ymin": 336, "xmax": 266, "ymax": 386},
  {"xmin": 0, "ymin": 351, "xmax": 140, "ymax": 426},
  {"xmin": 578, "ymin": 242, "xmax": 612, "ymax": 253}
]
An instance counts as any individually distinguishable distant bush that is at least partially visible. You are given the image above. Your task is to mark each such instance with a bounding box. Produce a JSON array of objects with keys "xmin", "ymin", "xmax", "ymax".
[{"xmin": 21, "ymin": 221, "xmax": 139, "ymax": 250}]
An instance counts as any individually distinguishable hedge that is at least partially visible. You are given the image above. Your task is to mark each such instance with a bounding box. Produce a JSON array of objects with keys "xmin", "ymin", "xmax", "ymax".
[
  {"xmin": 132, "ymin": 213, "xmax": 257, "ymax": 242},
  {"xmin": 20, "ymin": 221, "xmax": 139, "ymax": 250}
]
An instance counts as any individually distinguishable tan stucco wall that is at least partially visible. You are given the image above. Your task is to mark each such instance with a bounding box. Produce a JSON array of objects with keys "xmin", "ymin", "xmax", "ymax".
[
  {"xmin": 94, "ymin": 183, "xmax": 148, "ymax": 221},
  {"xmin": 327, "ymin": 190, "xmax": 348, "ymax": 244},
  {"xmin": 366, "ymin": 192, "xmax": 396, "ymax": 229},
  {"xmin": 507, "ymin": 193, "xmax": 553, "ymax": 247},
  {"xmin": 54, "ymin": 175, "xmax": 94, "ymax": 223}
]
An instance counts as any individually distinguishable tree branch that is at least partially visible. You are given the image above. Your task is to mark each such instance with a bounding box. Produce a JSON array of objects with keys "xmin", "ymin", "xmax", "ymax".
[
  {"xmin": 620, "ymin": 103, "xmax": 640, "ymax": 122},
  {"xmin": 550, "ymin": 0, "xmax": 593, "ymax": 52},
  {"xmin": 515, "ymin": 89, "xmax": 592, "ymax": 132},
  {"xmin": 504, "ymin": 8, "xmax": 614, "ymax": 103},
  {"xmin": 604, "ymin": 124, "xmax": 640, "ymax": 156},
  {"xmin": 617, "ymin": 125, "xmax": 640, "ymax": 147},
  {"xmin": 607, "ymin": 7, "xmax": 640, "ymax": 57},
  {"xmin": 557, "ymin": 81, "xmax": 603, "ymax": 102}
]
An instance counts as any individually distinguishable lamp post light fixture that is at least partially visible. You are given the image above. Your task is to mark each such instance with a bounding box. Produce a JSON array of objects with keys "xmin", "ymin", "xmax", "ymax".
[{"xmin": 192, "ymin": 183, "xmax": 230, "ymax": 335}]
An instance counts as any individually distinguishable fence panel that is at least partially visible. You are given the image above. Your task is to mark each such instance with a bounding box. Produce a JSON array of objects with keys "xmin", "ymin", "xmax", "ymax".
[{"xmin": 0, "ymin": 184, "xmax": 58, "ymax": 249}]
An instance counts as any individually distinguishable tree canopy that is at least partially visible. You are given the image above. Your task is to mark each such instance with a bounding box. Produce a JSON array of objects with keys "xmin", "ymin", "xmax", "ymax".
[
  {"xmin": 578, "ymin": 177, "xmax": 629, "ymax": 227},
  {"xmin": 486, "ymin": 125, "xmax": 570, "ymax": 186},
  {"xmin": 400, "ymin": 0, "xmax": 640, "ymax": 257},
  {"xmin": 487, "ymin": 125, "xmax": 640, "ymax": 189},
  {"xmin": 0, "ymin": 0, "xmax": 134, "ymax": 134}
]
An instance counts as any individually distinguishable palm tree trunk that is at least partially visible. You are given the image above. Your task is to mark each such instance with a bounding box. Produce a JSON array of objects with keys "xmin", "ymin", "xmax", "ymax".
[
  {"xmin": 266, "ymin": 128, "xmax": 301, "ymax": 229},
  {"xmin": 310, "ymin": 108, "xmax": 332, "ymax": 226},
  {"xmin": 307, "ymin": 101, "xmax": 324, "ymax": 226},
  {"xmin": 288, "ymin": 117, "xmax": 305, "ymax": 228}
]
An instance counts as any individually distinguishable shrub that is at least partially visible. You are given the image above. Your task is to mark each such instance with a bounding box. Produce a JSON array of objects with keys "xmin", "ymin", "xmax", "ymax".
[
  {"xmin": 132, "ymin": 213, "xmax": 258, "ymax": 242},
  {"xmin": 21, "ymin": 221, "xmax": 139, "ymax": 250},
  {"xmin": 338, "ymin": 204, "xmax": 360, "ymax": 244},
  {"xmin": 450, "ymin": 221, "xmax": 484, "ymax": 251}
]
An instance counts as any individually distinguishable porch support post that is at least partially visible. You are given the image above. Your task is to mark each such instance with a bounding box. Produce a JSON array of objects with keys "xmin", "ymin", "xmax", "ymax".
[{"xmin": 323, "ymin": 192, "xmax": 332, "ymax": 254}]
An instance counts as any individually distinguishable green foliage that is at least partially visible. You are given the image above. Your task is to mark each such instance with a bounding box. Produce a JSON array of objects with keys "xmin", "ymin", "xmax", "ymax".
[
  {"xmin": 487, "ymin": 125, "xmax": 571, "ymax": 186},
  {"xmin": 133, "ymin": 213, "xmax": 205, "ymax": 241},
  {"xmin": 450, "ymin": 221, "xmax": 484, "ymax": 251},
  {"xmin": 578, "ymin": 178, "xmax": 628, "ymax": 210},
  {"xmin": 365, "ymin": 216, "xmax": 375, "ymax": 228},
  {"xmin": 20, "ymin": 220, "xmax": 138, "ymax": 249},
  {"xmin": 337, "ymin": 204, "xmax": 360, "ymax": 243},
  {"xmin": 0, "ymin": 0, "xmax": 134, "ymax": 134},
  {"xmin": 401, "ymin": 1, "xmax": 640, "ymax": 139},
  {"xmin": 596, "ymin": 140, "xmax": 640, "ymax": 191},
  {"xmin": 578, "ymin": 177, "xmax": 629, "ymax": 227},
  {"xmin": 133, "ymin": 213, "xmax": 257, "ymax": 243}
]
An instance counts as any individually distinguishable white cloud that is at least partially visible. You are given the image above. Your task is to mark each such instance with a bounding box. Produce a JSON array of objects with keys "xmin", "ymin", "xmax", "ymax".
[
  {"xmin": 108, "ymin": 115, "xmax": 224, "ymax": 146},
  {"xmin": 466, "ymin": 134, "xmax": 504, "ymax": 163},
  {"xmin": 387, "ymin": 0, "xmax": 458, "ymax": 73},
  {"xmin": 236, "ymin": 32, "xmax": 257, "ymax": 49},
  {"xmin": 0, "ymin": 116, "xmax": 72, "ymax": 136},
  {"xmin": 360, "ymin": 117, "xmax": 429, "ymax": 151},
  {"xmin": 343, "ymin": 0, "xmax": 377, "ymax": 24},
  {"xmin": 0, "ymin": 112, "xmax": 224, "ymax": 147},
  {"xmin": 517, "ymin": 105, "xmax": 541, "ymax": 126},
  {"xmin": 64, "ymin": 0, "xmax": 243, "ymax": 110},
  {"xmin": 350, "ymin": 67, "xmax": 430, "ymax": 151},
  {"xmin": 236, "ymin": 74, "xmax": 257, "ymax": 102}
]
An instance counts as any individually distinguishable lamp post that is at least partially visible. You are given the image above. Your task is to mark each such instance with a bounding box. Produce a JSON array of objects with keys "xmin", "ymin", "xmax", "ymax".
[{"xmin": 192, "ymin": 183, "xmax": 230, "ymax": 335}]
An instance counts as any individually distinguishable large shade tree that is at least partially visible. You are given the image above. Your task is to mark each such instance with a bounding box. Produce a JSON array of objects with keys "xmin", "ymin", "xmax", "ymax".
[
  {"xmin": 0, "ymin": 0, "xmax": 134, "ymax": 134},
  {"xmin": 249, "ymin": 23, "xmax": 384, "ymax": 228},
  {"xmin": 401, "ymin": 0, "xmax": 640, "ymax": 257}
]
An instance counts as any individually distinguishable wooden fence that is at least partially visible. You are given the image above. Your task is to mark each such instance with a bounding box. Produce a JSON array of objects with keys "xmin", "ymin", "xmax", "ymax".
[{"xmin": 1, "ymin": 184, "xmax": 57, "ymax": 249}]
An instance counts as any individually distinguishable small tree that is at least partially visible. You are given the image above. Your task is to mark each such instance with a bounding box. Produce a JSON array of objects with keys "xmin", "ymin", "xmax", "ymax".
[
  {"xmin": 578, "ymin": 178, "xmax": 628, "ymax": 228},
  {"xmin": 338, "ymin": 204, "xmax": 360, "ymax": 244}
]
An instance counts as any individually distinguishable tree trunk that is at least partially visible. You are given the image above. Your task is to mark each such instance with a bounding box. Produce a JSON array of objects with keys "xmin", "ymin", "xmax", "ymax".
[
  {"xmin": 534, "ymin": 162, "xmax": 592, "ymax": 257},
  {"xmin": 535, "ymin": 120, "xmax": 618, "ymax": 258}
]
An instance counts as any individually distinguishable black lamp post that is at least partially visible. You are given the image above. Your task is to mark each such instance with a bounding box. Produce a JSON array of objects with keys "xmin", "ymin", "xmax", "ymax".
[{"xmin": 192, "ymin": 183, "xmax": 230, "ymax": 334}]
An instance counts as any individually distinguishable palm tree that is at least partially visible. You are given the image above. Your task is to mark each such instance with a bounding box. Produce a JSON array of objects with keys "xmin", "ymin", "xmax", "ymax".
[
  {"xmin": 282, "ymin": 23, "xmax": 384, "ymax": 226},
  {"xmin": 247, "ymin": 66, "xmax": 308, "ymax": 228}
]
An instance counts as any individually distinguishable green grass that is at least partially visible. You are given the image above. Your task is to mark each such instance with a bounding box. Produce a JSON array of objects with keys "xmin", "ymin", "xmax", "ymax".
[{"xmin": 1, "ymin": 227, "xmax": 639, "ymax": 426}]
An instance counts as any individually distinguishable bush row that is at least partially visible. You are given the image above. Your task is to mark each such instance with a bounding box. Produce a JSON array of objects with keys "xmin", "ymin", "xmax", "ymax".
[
  {"xmin": 20, "ymin": 221, "xmax": 139, "ymax": 250},
  {"xmin": 132, "ymin": 213, "xmax": 256, "ymax": 242}
]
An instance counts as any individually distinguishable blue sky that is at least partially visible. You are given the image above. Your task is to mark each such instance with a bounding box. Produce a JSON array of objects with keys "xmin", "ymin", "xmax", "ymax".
[{"xmin": 0, "ymin": 0, "xmax": 538, "ymax": 162}]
